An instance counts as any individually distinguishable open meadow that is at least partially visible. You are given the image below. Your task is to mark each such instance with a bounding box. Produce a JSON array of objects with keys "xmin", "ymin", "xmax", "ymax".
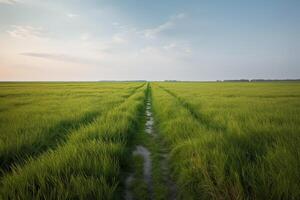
[
  {"xmin": 0, "ymin": 82, "xmax": 299, "ymax": 199},
  {"xmin": 152, "ymin": 82, "xmax": 300, "ymax": 199}
]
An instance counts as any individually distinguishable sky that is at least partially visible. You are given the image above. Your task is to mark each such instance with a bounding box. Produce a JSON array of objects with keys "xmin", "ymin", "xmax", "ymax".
[{"xmin": 0, "ymin": 0, "xmax": 299, "ymax": 81}]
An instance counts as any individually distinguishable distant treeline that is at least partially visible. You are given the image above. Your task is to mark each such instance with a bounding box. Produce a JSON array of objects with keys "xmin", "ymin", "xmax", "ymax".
[
  {"xmin": 98, "ymin": 80, "xmax": 146, "ymax": 82},
  {"xmin": 164, "ymin": 79, "xmax": 300, "ymax": 82},
  {"xmin": 221, "ymin": 79, "xmax": 300, "ymax": 82},
  {"xmin": 164, "ymin": 80, "xmax": 179, "ymax": 82}
]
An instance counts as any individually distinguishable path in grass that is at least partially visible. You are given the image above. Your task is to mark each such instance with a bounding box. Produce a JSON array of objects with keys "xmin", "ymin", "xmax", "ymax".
[{"xmin": 125, "ymin": 84, "xmax": 177, "ymax": 200}]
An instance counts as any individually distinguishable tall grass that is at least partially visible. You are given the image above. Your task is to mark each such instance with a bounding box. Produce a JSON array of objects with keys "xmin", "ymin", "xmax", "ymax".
[
  {"xmin": 1, "ymin": 81, "xmax": 299, "ymax": 199},
  {"xmin": 152, "ymin": 82, "xmax": 300, "ymax": 200},
  {"xmin": 0, "ymin": 84, "xmax": 147, "ymax": 199},
  {"xmin": 0, "ymin": 82, "xmax": 143, "ymax": 173}
]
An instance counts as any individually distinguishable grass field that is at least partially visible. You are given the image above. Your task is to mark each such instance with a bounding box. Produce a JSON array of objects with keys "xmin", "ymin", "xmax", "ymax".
[
  {"xmin": 152, "ymin": 82, "xmax": 300, "ymax": 199},
  {"xmin": 0, "ymin": 82, "xmax": 299, "ymax": 199}
]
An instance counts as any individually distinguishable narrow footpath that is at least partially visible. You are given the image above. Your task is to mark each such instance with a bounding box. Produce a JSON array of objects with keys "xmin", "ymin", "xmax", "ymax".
[{"xmin": 124, "ymin": 84, "xmax": 177, "ymax": 200}]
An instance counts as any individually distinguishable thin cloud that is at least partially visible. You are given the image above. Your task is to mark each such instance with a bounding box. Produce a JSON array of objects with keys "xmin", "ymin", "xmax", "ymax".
[
  {"xmin": 67, "ymin": 13, "xmax": 79, "ymax": 18},
  {"xmin": 112, "ymin": 34, "xmax": 128, "ymax": 44},
  {"xmin": 7, "ymin": 25, "xmax": 44, "ymax": 39},
  {"xmin": 143, "ymin": 21, "xmax": 173, "ymax": 39},
  {"xmin": 0, "ymin": 0, "xmax": 20, "ymax": 5},
  {"xmin": 21, "ymin": 52, "xmax": 99, "ymax": 65},
  {"xmin": 142, "ymin": 13, "xmax": 186, "ymax": 39},
  {"xmin": 163, "ymin": 42, "xmax": 192, "ymax": 54}
]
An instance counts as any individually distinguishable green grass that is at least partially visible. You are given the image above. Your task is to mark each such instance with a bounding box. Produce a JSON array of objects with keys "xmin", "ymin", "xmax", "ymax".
[
  {"xmin": 0, "ymin": 82, "xmax": 146, "ymax": 199},
  {"xmin": 152, "ymin": 82, "xmax": 300, "ymax": 200},
  {"xmin": 1, "ymin": 81, "xmax": 299, "ymax": 199},
  {"xmin": 0, "ymin": 82, "xmax": 143, "ymax": 173}
]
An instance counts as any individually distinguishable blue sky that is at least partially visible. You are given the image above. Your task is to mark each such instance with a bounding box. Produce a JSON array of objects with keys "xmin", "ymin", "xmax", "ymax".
[{"xmin": 0, "ymin": 0, "xmax": 299, "ymax": 81}]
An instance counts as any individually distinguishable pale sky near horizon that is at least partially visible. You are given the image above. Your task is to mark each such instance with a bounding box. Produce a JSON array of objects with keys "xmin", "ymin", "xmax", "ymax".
[{"xmin": 0, "ymin": 0, "xmax": 299, "ymax": 81}]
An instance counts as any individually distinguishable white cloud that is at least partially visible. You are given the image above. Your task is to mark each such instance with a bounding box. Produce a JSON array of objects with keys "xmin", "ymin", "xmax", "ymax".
[
  {"xmin": 20, "ymin": 52, "xmax": 100, "ymax": 65},
  {"xmin": 67, "ymin": 13, "xmax": 79, "ymax": 18},
  {"xmin": 143, "ymin": 21, "xmax": 173, "ymax": 39},
  {"xmin": 112, "ymin": 34, "xmax": 127, "ymax": 44},
  {"xmin": 7, "ymin": 25, "xmax": 45, "ymax": 39},
  {"xmin": 163, "ymin": 43, "xmax": 177, "ymax": 50},
  {"xmin": 142, "ymin": 13, "xmax": 186, "ymax": 39},
  {"xmin": 1, "ymin": 10, "xmax": 193, "ymax": 80},
  {"xmin": 163, "ymin": 42, "xmax": 192, "ymax": 54},
  {"xmin": 0, "ymin": 0, "xmax": 20, "ymax": 5}
]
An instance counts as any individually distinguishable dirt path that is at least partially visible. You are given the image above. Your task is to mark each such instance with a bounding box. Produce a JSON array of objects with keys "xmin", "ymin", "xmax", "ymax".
[{"xmin": 124, "ymin": 85, "xmax": 177, "ymax": 200}]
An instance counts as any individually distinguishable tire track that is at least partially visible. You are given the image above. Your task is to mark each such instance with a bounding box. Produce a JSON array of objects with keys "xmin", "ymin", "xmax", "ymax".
[{"xmin": 157, "ymin": 85, "xmax": 227, "ymax": 133}]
